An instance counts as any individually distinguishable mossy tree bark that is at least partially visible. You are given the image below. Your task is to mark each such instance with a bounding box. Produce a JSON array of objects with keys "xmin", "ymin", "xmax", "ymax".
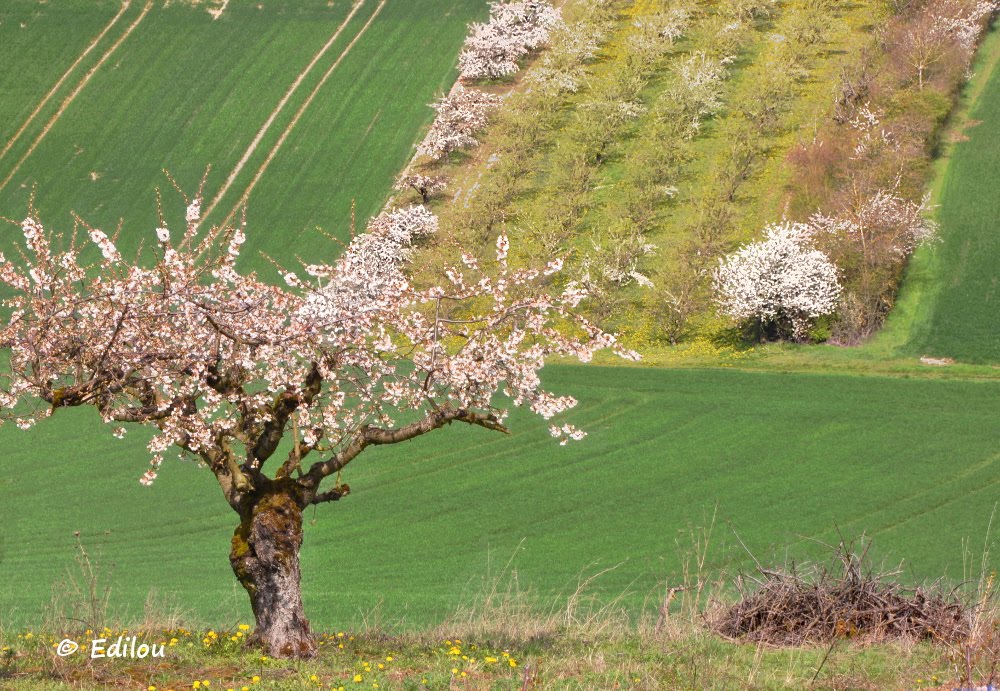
[
  {"xmin": 229, "ymin": 481, "xmax": 317, "ymax": 658},
  {"xmin": 216, "ymin": 405, "xmax": 504, "ymax": 660}
]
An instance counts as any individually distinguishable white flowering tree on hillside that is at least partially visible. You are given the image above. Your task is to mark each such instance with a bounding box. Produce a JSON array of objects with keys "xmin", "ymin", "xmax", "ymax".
[
  {"xmin": 0, "ymin": 196, "xmax": 634, "ymax": 658},
  {"xmin": 416, "ymin": 87, "xmax": 502, "ymax": 161},
  {"xmin": 394, "ymin": 171, "xmax": 448, "ymax": 203},
  {"xmin": 458, "ymin": 0, "xmax": 563, "ymax": 80},
  {"xmin": 713, "ymin": 222, "xmax": 842, "ymax": 341}
]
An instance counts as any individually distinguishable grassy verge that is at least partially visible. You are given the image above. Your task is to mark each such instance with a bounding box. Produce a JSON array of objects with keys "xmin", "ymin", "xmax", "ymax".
[
  {"xmin": 0, "ymin": 624, "xmax": 953, "ymax": 690},
  {"xmin": 873, "ymin": 20, "xmax": 1000, "ymax": 364},
  {"xmin": 870, "ymin": 22, "xmax": 1000, "ymax": 360}
]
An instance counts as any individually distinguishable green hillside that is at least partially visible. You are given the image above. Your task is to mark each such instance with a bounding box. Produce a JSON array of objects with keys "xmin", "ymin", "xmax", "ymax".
[
  {"xmin": 3, "ymin": 366, "xmax": 1000, "ymax": 628},
  {"xmin": 1, "ymin": 0, "xmax": 1000, "ymax": 652},
  {"xmin": 894, "ymin": 62, "xmax": 1000, "ymax": 363},
  {"xmin": 0, "ymin": 0, "xmax": 486, "ymax": 271}
]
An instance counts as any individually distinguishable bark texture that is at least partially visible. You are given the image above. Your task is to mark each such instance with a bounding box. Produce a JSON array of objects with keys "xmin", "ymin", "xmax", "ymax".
[{"xmin": 230, "ymin": 483, "xmax": 317, "ymax": 658}]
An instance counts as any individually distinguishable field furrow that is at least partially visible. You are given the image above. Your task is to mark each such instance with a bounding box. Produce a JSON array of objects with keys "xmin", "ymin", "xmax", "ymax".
[
  {"xmin": 0, "ymin": 0, "xmax": 486, "ymax": 273},
  {"xmin": 0, "ymin": 0, "xmax": 132, "ymax": 164},
  {"xmin": 200, "ymin": 0, "xmax": 369, "ymax": 224},
  {"xmin": 0, "ymin": 1, "xmax": 153, "ymax": 193},
  {"xmin": 216, "ymin": 0, "xmax": 390, "ymax": 230}
]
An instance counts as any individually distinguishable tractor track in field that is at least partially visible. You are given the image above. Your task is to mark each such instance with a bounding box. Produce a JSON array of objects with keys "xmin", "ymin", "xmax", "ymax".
[
  {"xmin": 0, "ymin": 1, "xmax": 154, "ymax": 193},
  {"xmin": 215, "ymin": 0, "xmax": 389, "ymax": 229},
  {"xmin": 200, "ymin": 0, "xmax": 370, "ymax": 224},
  {"xmin": 0, "ymin": 0, "xmax": 133, "ymax": 165}
]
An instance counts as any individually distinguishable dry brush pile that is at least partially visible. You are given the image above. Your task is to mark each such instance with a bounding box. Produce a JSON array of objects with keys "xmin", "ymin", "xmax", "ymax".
[{"xmin": 714, "ymin": 541, "xmax": 969, "ymax": 645}]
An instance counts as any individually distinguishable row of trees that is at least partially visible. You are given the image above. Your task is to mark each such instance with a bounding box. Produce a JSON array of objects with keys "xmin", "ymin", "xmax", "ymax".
[
  {"xmin": 555, "ymin": 7, "xmax": 696, "ymax": 310},
  {"xmin": 650, "ymin": 0, "xmax": 842, "ymax": 345},
  {"xmin": 713, "ymin": 188, "xmax": 938, "ymax": 342},
  {"xmin": 774, "ymin": 0, "xmax": 998, "ymax": 342},
  {"xmin": 398, "ymin": 1, "xmax": 565, "ymax": 212},
  {"xmin": 0, "ymin": 193, "xmax": 632, "ymax": 657},
  {"xmin": 422, "ymin": 1, "xmax": 711, "ymax": 327},
  {"xmin": 408, "ymin": 0, "xmax": 621, "ymax": 270},
  {"xmin": 412, "ymin": 0, "xmax": 561, "ymax": 166}
]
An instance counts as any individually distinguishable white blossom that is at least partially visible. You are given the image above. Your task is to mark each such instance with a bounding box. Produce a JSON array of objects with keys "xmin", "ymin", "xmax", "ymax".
[
  {"xmin": 810, "ymin": 190, "xmax": 938, "ymax": 258},
  {"xmin": 0, "ymin": 197, "xmax": 634, "ymax": 494},
  {"xmin": 458, "ymin": 1, "xmax": 563, "ymax": 80},
  {"xmin": 394, "ymin": 172, "xmax": 448, "ymax": 202},
  {"xmin": 714, "ymin": 222, "xmax": 841, "ymax": 340},
  {"xmin": 416, "ymin": 87, "xmax": 502, "ymax": 161},
  {"xmin": 88, "ymin": 228, "xmax": 120, "ymax": 263}
]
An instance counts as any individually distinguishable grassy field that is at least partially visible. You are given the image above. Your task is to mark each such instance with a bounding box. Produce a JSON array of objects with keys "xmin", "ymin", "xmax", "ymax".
[
  {"xmin": 0, "ymin": 0, "xmax": 487, "ymax": 271},
  {"xmin": 2, "ymin": 3, "xmax": 1000, "ymax": 689},
  {"xmin": 3, "ymin": 366, "xmax": 1000, "ymax": 631},
  {"xmin": 884, "ymin": 40, "xmax": 1000, "ymax": 364}
]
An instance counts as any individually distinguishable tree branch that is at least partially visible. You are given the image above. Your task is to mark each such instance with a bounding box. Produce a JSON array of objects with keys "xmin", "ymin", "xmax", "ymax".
[
  {"xmin": 309, "ymin": 484, "xmax": 350, "ymax": 505},
  {"xmin": 247, "ymin": 363, "xmax": 322, "ymax": 470},
  {"xmin": 300, "ymin": 407, "xmax": 508, "ymax": 492}
]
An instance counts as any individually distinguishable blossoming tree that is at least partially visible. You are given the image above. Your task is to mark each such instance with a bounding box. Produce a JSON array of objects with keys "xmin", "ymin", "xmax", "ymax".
[
  {"xmin": 891, "ymin": 0, "xmax": 998, "ymax": 89},
  {"xmin": 458, "ymin": 0, "xmax": 563, "ymax": 80},
  {"xmin": 0, "ymin": 197, "xmax": 633, "ymax": 657},
  {"xmin": 713, "ymin": 222, "xmax": 842, "ymax": 341},
  {"xmin": 416, "ymin": 87, "xmax": 502, "ymax": 161},
  {"xmin": 393, "ymin": 171, "xmax": 448, "ymax": 203}
]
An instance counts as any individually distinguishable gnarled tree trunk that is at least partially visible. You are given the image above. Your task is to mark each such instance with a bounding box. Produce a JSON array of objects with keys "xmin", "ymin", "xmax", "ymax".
[{"xmin": 230, "ymin": 482, "xmax": 317, "ymax": 658}]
